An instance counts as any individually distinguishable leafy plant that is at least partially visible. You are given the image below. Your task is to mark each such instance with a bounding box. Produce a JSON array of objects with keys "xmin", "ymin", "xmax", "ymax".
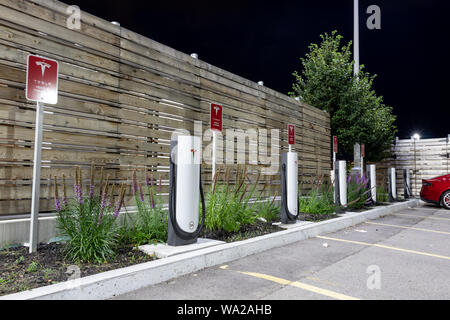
[
  {"xmin": 347, "ymin": 173, "xmax": 370, "ymax": 210},
  {"xmin": 254, "ymin": 194, "xmax": 280, "ymax": 222},
  {"xmin": 299, "ymin": 184, "xmax": 336, "ymax": 216},
  {"xmin": 204, "ymin": 166, "xmax": 259, "ymax": 233},
  {"xmin": 26, "ymin": 262, "xmax": 39, "ymax": 273},
  {"xmin": 290, "ymin": 30, "xmax": 397, "ymax": 162},
  {"xmin": 118, "ymin": 170, "xmax": 168, "ymax": 246},
  {"xmin": 376, "ymin": 185, "xmax": 389, "ymax": 203},
  {"xmin": 55, "ymin": 164, "xmax": 126, "ymax": 263}
]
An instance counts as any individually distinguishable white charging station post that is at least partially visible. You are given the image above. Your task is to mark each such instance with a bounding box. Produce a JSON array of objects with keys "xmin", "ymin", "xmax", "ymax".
[
  {"xmin": 332, "ymin": 136, "xmax": 338, "ymax": 203},
  {"xmin": 167, "ymin": 135, "xmax": 205, "ymax": 246},
  {"xmin": 26, "ymin": 55, "xmax": 59, "ymax": 253},
  {"xmin": 280, "ymin": 124, "xmax": 298, "ymax": 224},
  {"xmin": 367, "ymin": 164, "xmax": 377, "ymax": 203},
  {"xmin": 388, "ymin": 167, "xmax": 397, "ymax": 202},
  {"xmin": 361, "ymin": 144, "xmax": 365, "ymax": 177},
  {"xmin": 210, "ymin": 103, "xmax": 223, "ymax": 182},
  {"xmin": 403, "ymin": 168, "xmax": 412, "ymax": 199},
  {"xmin": 338, "ymin": 160, "xmax": 347, "ymax": 207}
]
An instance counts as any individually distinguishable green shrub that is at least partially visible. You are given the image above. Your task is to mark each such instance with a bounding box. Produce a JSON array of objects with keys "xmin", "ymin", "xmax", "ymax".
[
  {"xmin": 376, "ymin": 185, "xmax": 389, "ymax": 202},
  {"xmin": 55, "ymin": 165, "xmax": 125, "ymax": 263},
  {"xmin": 254, "ymin": 194, "xmax": 280, "ymax": 222},
  {"xmin": 118, "ymin": 171, "xmax": 168, "ymax": 245},
  {"xmin": 204, "ymin": 166, "xmax": 259, "ymax": 232},
  {"xmin": 347, "ymin": 173, "xmax": 370, "ymax": 210},
  {"xmin": 299, "ymin": 184, "xmax": 336, "ymax": 215}
]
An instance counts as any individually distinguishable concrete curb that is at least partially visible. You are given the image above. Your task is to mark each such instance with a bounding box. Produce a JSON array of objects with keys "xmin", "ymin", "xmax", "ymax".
[{"xmin": 0, "ymin": 199, "xmax": 420, "ymax": 300}]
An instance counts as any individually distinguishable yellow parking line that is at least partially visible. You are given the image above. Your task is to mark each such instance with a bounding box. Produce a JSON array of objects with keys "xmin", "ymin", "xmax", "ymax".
[
  {"xmin": 317, "ymin": 235, "xmax": 450, "ymax": 260},
  {"xmin": 365, "ymin": 221, "xmax": 450, "ymax": 235},
  {"xmin": 238, "ymin": 271, "xmax": 360, "ymax": 300},
  {"xmin": 393, "ymin": 213, "xmax": 450, "ymax": 221}
]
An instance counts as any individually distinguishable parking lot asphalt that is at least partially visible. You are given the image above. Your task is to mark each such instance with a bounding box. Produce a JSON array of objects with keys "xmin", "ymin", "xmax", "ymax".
[{"xmin": 113, "ymin": 203, "xmax": 450, "ymax": 300}]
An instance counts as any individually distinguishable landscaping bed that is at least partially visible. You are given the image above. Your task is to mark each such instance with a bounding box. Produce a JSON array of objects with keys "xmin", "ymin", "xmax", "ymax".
[
  {"xmin": 0, "ymin": 242, "xmax": 155, "ymax": 296},
  {"xmin": 200, "ymin": 219, "xmax": 283, "ymax": 243}
]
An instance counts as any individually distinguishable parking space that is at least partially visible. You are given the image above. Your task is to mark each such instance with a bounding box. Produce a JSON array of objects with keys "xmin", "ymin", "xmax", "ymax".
[{"xmin": 113, "ymin": 204, "xmax": 450, "ymax": 300}]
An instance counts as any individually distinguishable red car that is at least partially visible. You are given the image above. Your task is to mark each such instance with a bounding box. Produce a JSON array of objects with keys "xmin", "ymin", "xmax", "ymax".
[{"xmin": 420, "ymin": 174, "xmax": 450, "ymax": 210}]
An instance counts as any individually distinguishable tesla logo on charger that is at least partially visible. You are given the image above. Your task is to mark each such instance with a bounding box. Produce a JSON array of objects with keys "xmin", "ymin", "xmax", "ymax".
[{"xmin": 190, "ymin": 149, "xmax": 197, "ymax": 159}]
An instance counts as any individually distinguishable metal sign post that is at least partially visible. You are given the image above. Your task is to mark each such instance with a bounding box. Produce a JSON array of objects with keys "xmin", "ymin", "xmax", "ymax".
[
  {"xmin": 210, "ymin": 103, "xmax": 223, "ymax": 182},
  {"xmin": 26, "ymin": 55, "xmax": 59, "ymax": 253},
  {"xmin": 29, "ymin": 101, "xmax": 44, "ymax": 253}
]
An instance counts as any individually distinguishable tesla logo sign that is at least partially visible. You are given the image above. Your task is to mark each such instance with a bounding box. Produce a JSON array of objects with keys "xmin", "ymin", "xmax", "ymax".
[
  {"xmin": 210, "ymin": 103, "xmax": 223, "ymax": 132},
  {"xmin": 333, "ymin": 136, "xmax": 338, "ymax": 153},
  {"xmin": 361, "ymin": 144, "xmax": 365, "ymax": 158},
  {"xmin": 288, "ymin": 124, "xmax": 295, "ymax": 145},
  {"xmin": 26, "ymin": 55, "xmax": 59, "ymax": 105}
]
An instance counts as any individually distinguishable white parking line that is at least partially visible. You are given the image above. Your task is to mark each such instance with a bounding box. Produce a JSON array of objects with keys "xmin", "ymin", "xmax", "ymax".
[
  {"xmin": 237, "ymin": 271, "xmax": 360, "ymax": 300},
  {"xmin": 317, "ymin": 236, "xmax": 450, "ymax": 260},
  {"xmin": 393, "ymin": 213, "xmax": 450, "ymax": 221},
  {"xmin": 365, "ymin": 221, "xmax": 450, "ymax": 235}
]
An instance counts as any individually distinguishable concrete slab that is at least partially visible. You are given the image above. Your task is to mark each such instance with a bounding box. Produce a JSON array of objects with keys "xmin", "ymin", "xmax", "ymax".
[
  {"xmin": 139, "ymin": 238, "xmax": 225, "ymax": 258},
  {"xmin": 279, "ymin": 220, "xmax": 314, "ymax": 229}
]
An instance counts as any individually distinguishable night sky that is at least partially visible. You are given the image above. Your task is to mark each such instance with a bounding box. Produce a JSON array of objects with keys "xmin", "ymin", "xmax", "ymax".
[{"xmin": 71, "ymin": 0, "xmax": 449, "ymax": 139}]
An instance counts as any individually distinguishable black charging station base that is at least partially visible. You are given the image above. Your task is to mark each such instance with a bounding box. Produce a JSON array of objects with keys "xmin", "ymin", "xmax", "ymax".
[{"xmin": 167, "ymin": 218, "xmax": 198, "ymax": 246}]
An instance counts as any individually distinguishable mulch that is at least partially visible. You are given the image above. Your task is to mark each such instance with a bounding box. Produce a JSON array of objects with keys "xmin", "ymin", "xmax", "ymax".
[
  {"xmin": 0, "ymin": 242, "xmax": 154, "ymax": 296},
  {"xmin": 200, "ymin": 220, "xmax": 283, "ymax": 242}
]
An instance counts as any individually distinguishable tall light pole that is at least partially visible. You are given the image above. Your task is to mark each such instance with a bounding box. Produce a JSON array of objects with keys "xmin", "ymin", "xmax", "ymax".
[{"xmin": 354, "ymin": 0, "xmax": 360, "ymax": 77}]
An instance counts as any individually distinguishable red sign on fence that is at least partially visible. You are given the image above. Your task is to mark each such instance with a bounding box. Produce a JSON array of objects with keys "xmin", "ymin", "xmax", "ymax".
[
  {"xmin": 210, "ymin": 103, "xmax": 223, "ymax": 132},
  {"xmin": 288, "ymin": 124, "xmax": 295, "ymax": 145},
  {"xmin": 26, "ymin": 55, "xmax": 59, "ymax": 105},
  {"xmin": 361, "ymin": 144, "xmax": 365, "ymax": 158},
  {"xmin": 333, "ymin": 136, "xmax": 338, "ymax": 153}
]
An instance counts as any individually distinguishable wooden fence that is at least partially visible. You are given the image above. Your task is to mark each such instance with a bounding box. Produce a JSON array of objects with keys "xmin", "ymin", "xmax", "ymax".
[
  {"xmin": 376, "ymin": 136, "xmax": 450, "ymax": 197},
  {"xmin": 0, "ymin": 0, "xmax": 331, "ymax": 217}
]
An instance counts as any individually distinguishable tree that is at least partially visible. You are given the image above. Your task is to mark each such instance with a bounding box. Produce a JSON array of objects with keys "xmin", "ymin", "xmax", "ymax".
[{"xmin": 289, "ymin": 31, "xmax": 397, "ymax": 162}]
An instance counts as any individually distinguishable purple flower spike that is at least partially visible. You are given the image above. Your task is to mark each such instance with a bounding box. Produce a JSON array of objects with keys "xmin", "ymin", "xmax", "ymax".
[
  {"xmin": 150, "ymin": 188, "xmax": 155, "ymax": 209},
  {"xmin": 132, "ymin": 171, "xmax": 138, "ymax": 196},
  {"xmin": 362, "ymin": 175, "xmax": 367, "ymax": 185},
  {"xmin": 145, "ymin": 171, "xmax": 150, "ymax": 186},
  {"xmin": 114, "ymin": 199, "xmax": 122, "ymax": 218},
  {"xmin": 356, "ymin": 174, "xmax": 360, "ymax": 185},
  {"xmin": 89, "ymin": 184, "xmax": 94, "ymax": 198},
  {"xmin": 347, "ymin": 176, "xmax": 351, "ymax": 184},
  {"xmin": 54, "ymin": 198, "xmax": 61, "ymax": 211},
  {"xmin": 100, "ymin": 191, "xmax": 107, "ymax": 216},
  {"xmin": 139, "ymin": 184, "xmax": 144, "ymax": 202},
  {"xmin": 74, "ymin": 184, "xmax": 83, "ymax": 204}
]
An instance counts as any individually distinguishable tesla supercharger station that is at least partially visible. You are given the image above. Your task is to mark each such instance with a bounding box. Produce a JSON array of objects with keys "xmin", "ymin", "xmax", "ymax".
[
  {"xmin": 168, "ymin": 135, "xmax": 206, "ymax": 246},
  {"xmin": 388, "ymin": 167, "xmax": 397, "ymax": 202},
  {"xmin": 280, "ymin": 152, "xmax": 299, "ymax": 224},
  {"xmin": 403, "ymin": 168, "xmax": 412, "ymax": 199},
  {"xmin": 366, "ymin": 164, "xmax": 377, "ymax": 203},
  {"xmin": 334, "ymin": 160, "xmax": 347, "ymax": 208}
]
